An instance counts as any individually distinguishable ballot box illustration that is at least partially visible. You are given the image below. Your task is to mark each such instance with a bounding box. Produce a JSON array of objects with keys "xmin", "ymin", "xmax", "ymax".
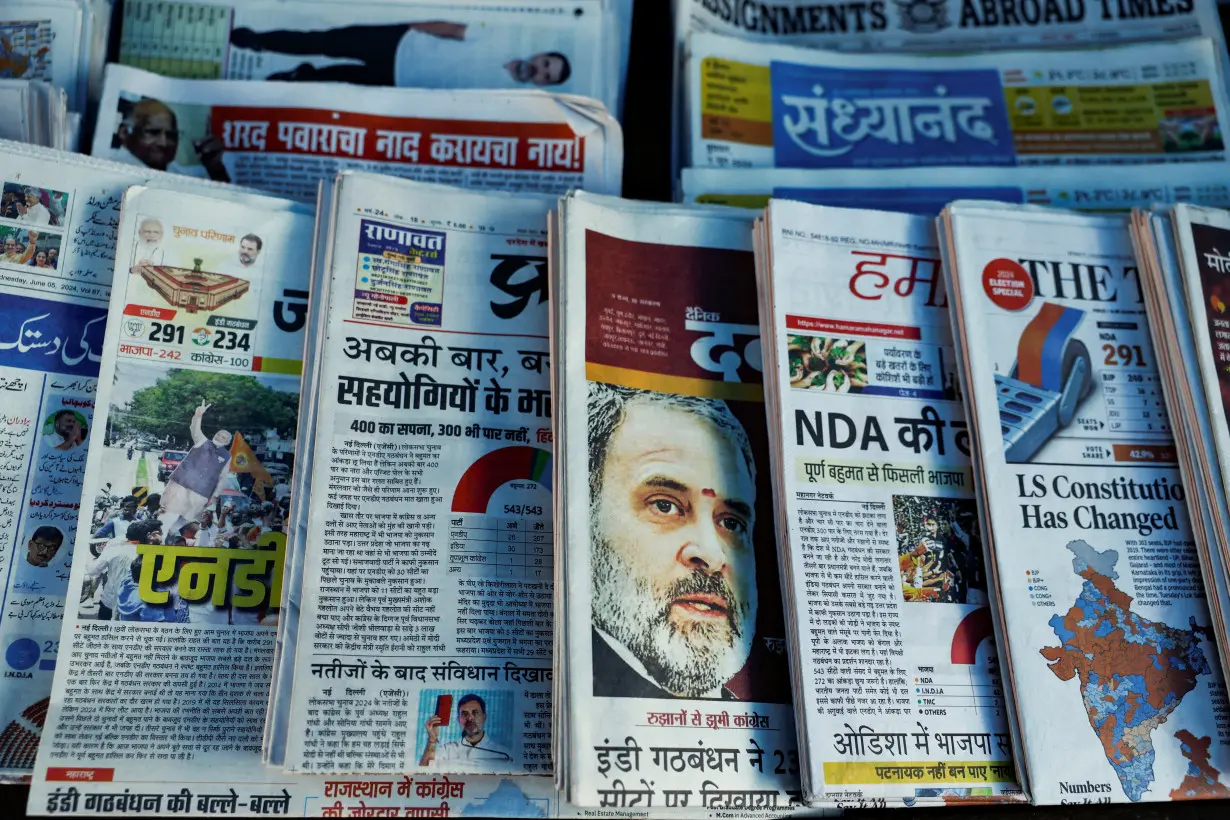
[{"xmin": 995, "ymin": 302, "xmax": 1094, "ymax": 462}]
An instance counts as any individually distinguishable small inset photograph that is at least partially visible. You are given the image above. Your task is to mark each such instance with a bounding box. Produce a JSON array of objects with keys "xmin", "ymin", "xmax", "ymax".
[
  {"xmin": 23, "ymin": 526, "xmax": 65, "ymax": 569},
  {"xmin": 42, "ymin": 409, "xmax": 87, "ymax": 451},
  {"xmin": 787, "ymin": 334, "xmax": 867, "ymax": 393},
  {"xmin": 0, "ymin": 226, "xmax": 61, "ymax": 270},
  {"xmin": 893, "ymin": 494, "xmax": 986, "ymax": 605},
  {"xmin": 0, "ymin": 182, "xmax": 68, "ymax": 227},
  {"xmin": 414, "ymin": 690, "xmax": 513, "ymax": 770},
  {"xmin": 1159, "ymin": 114, "xmax": 1224, "ymax": 153}
]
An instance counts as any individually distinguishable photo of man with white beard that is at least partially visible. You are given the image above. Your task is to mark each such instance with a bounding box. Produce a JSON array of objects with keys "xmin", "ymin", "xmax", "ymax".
[{"xmin": 587, "ymin": 382, "xmax": 759, "ymax": 701}]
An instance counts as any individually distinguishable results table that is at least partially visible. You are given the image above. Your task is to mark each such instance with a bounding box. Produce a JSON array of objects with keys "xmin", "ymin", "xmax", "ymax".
[{"xmin": 448, "ymin": 514, "xmax": 553, "ymax": 579}]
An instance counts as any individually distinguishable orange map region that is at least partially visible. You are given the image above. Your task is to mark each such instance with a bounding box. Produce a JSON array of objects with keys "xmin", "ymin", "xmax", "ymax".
[
  {"xmin": 1038, "ymin": 539, "xmax": 1212, "ymax": 801},
  {"xmin": 1169, "ymin": 729, "xmax": 1230, "ymax": 799}
]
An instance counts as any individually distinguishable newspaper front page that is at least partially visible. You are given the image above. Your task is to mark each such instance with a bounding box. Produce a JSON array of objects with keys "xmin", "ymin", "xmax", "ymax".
[
  {"xmin": 685, "ymin": 32, "xmax": 1230, "ymax": 172},
  {"xmin": 0, "ymin": 141, "xmax": 247, "ymax": 782},
  {"xmin": 28, "ymin": 181, "xmax": 562, "ymax": 818},
  {"xmin": 756, "ymin": 200, "xmax": 1020, "ymax": 804},
  {"xmin": 557, "ymin": 192, "xmax": 802, "ymax": 811},
  {"xmin": 681, "ymin": 166, "xmax": 1230, "ymax": 214},
  {"xmin": 941, "ymin": 203, "xmax": 1230, "ymax": 803},
  {"xmin": 115, "ymin": 0, "xmax": 622, "ymax": 116},
  {"xmin": 280, "ymin": 173, "xmax": 557, "ymax": 777},
  {"xmin": 90, "ymin": 65, "xmax": 623, "ymax": 203}
]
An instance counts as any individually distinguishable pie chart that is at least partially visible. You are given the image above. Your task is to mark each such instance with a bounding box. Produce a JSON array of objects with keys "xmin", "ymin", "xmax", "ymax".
[{"xmin": 451, "ymin": 446, "xmax": 553, "ymax": 513}]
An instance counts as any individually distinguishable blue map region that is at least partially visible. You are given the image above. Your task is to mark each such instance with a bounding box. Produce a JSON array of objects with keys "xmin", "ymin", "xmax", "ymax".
[{"xmin": 1040, "ymin": 541, "xmax": 1212, "ymax": 802}]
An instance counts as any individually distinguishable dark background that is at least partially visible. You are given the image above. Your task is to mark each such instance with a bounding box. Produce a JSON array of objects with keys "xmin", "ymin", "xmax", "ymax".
[{"xmin": 7, "ymin": 0, "xmax": 1230, "ymax": 816}]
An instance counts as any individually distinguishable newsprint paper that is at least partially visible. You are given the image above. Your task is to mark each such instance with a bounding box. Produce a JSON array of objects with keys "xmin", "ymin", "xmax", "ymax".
[
  {"xmin": 754, "ymin": 200, "xmax": 1020, "ymax": 804},
  {"xmin": 940, "ymin": 202, "xmax": 1230, "ymax": 803},
  {"xmin": 674, "ymin": 0, "xmax": 1225, "ymax": 53},
  {"xmin": 280, "ymin": 173, "xmax": 557, "ymax": 777},
  {"xmin": 681, "ymin": 166, "xmax": 1230, "ymax": 215},
  {"xmin": 114, "ymin": 0, "xmax": 623, "ymax": 116},
  {"xmin": 555, "ymin": 192, "xmax": 802, "ymax": 811},
  {"xmin": 1129, "ymin": 205, "xmax": 1230, "ymax": 694},
  {"xmin": 0, "ymin": 141, "xmax": 246, "ymax": 782},
  {"xmin": 90, "ymin": 65, "xmax": 623, "ymax": 203},
  {"xmin": 685, "ymin": 32, "xmax": 1230, "ymax": 172}
]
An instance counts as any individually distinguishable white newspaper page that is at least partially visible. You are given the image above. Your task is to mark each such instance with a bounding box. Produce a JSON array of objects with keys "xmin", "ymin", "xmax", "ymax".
[
  {"xmin": 760, "ymin": 200, "xmax": 1018, "ymax": 803},
  {"xmin": 90, "ymin": 65, "xmax": 622, "ymax": 203},
  {"xmin": 675, "ymin": 0, "xmax": 1224, "ymax": 53},
  {"xmin": 559, "ymin": 193, "xmax": 802, "ymax": 811},
  {"xmin": 0, "ymin": 1, "xmax": 87, "ymax": 110},
  {"xmin": 282, "ymin": 174, "xmax": 556, "ymax": 777},
  {"xmin": 942, "ymin": 203, "xmax": 1230, "ymax": 803},
  {"xmin": 686, "ymin": 32, "xmax": 1230, "ymax": 171},
  {"xmin": 115, "ymin": 0, "xmax": 620, "ymax": 116},
  {"xmin": 681, "ymin": 166, "xmax": 1230, "ymax": 214},
  {"xmin": 0, "ymin": 141, "xmax": 244, "ymax": 782},
  {"xmin": 31, "ymin": 183, "xmax": 315, "ymax": 811}
]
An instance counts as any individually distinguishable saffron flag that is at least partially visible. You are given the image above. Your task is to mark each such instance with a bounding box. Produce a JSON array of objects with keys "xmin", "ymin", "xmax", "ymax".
[{"xmin": 230, "ymin": 432, "xmax": 273, "ymax": 499}]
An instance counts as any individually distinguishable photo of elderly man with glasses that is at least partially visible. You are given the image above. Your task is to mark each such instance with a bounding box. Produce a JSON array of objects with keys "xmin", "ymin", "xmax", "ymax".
[{"xmin": 109, "ymin": 97, "xmax": 230, "ymax": 183}]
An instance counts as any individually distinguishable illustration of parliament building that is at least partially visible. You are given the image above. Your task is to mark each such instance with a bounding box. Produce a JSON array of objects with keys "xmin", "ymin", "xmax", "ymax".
[{"xmin": 135, "ymin": 257, "xmax": 249, "ymax": 313}]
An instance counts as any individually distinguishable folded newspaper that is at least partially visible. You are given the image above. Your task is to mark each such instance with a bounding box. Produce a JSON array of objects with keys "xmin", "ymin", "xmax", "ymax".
[
  {"xmin": 1130, "ymin": 205, "xmax": 1230, "ymax": 696},
  {"xmin": 666, "ymin": 0, "xmax": 1229, "ymax": 181},
  {"xmin": 114, "ymin": 0, "xmax": 625, "ymax": 116},
  {"xmin": 684, "ymin": 31, "xmax": 1230, "ymax": 172},
  {"xmin": 0, "ymin": 140, "xmax": 262, "ymax": 782},
  {"xmin": 90, "ymin": 65, "xmax": 623, "ymax": 203},
  {"xmin": 939, "ymin": 201, "xmax": 1230, "ymax": 803},
  {"xmin": 277, "ymin": 173, "xmax": 557, "ymax": 777},
  {"xmin": 682, "ymin": 166, "xmax": 1230, "ymax": 215},
  {"xmin": 753, "ymin": 199, "xmax": 1021, "ymax": 804},
  {"xmin": 1135, "ymin": 204, "xmax": 1230, "ymax": 692},
  {"xmin": 24, "ymin": 175, "xmax": 567, "ymax": 819},
  {"xmin": 555, "ymin": 192, "xmax": 802, "ymax": 810}
]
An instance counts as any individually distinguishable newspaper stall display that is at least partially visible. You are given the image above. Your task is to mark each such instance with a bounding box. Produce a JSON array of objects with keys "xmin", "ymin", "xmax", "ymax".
[
  {"xmin": 91, "ymin": 65, "xmax": 623, "ymax": 203},
  {"xmin": 940, "ymin": 201, "xmax": 1230, "ymax": 803},
  {"xmin": 555, "ymin": 192, "xmax": 803, "ymax": 810},
  {"xmin": 279, "ymin": 173, "xmax": 557, "ymax": 777},
  {"xmin": 753, "ymin": 199, "xmax": 1021, "ymax": 804},
  {"xmin": 682, "ymin": 166, "xmax": 1230, "ymax": 215},
  {"xmin": 114, "ymin": 0, "xmax": 623, "ymax": 117},
  {"xmin": 684, "ymin": 32, "xmax": 1230, "ymax": 172},
  {"xmin": 1129, "ymin": 205, "xmax": 1230, "ymax": 692},
  {"xmin": 0, "ymin": 141, "xmax": 254, "ymax": 782}
]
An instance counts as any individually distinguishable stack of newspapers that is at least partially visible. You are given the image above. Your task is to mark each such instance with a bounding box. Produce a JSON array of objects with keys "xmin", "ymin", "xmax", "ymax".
[
  {"xmin": 672, "ymin": 0, "xmax": 1230, "ymax": 214},
  {"xmin": 1132, "ymin": 205, "xmax": 1230, "ymax": 681},
  {"xmin": 938, "ymin": 202, "xmax": 1230, "ymax": 803},
  {"xmin": 0, "ymin": 80, "xmax": 70, "ymax": 150}
]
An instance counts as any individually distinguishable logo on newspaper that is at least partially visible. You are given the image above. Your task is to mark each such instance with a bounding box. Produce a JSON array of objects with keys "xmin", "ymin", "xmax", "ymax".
[
  {"xmin": 770, "ymin": 63, "xmax": 1015, "ymax": 169},
  {"xmin": 895, "ymin": 0, "xmax": 951, "ymax": 32},
  {"xmin": 123, "ymin": 319, "xmax": 145, "ymax": 338},
  {"xmin": 355, "ymin": 220, "xmax": 447, "ymax": 327}
]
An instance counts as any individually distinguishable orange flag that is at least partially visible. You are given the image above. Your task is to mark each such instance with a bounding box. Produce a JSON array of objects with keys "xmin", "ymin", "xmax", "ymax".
[{"xmin": 230, "ymin": 432, "xmax": 274, "ymax": 499}]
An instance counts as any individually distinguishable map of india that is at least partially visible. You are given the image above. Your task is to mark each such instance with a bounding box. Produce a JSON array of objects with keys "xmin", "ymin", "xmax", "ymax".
[{"xmin": 1039, "ymin": 540, "xmax": 1212, "ymax": 801}]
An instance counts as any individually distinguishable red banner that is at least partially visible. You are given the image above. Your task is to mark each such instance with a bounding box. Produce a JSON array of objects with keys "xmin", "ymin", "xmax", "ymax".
[{"xmin": 211, "ymin": 107, "xmax": 584, "ymax": 172}]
